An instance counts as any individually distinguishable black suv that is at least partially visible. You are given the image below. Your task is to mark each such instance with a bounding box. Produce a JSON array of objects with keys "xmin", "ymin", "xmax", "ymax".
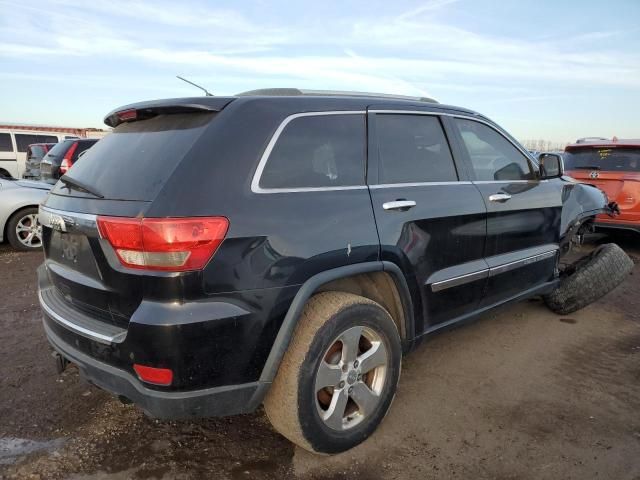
[
  {"xmin": 40, "ymin": 138, "xmax": 99, "ymax": 184},
  {"xmin": 38, "ymin": 90, "xmax": 622, "ymax": 454}
]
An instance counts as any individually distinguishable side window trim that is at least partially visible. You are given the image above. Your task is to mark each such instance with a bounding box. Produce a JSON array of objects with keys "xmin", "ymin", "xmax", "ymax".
[
  {"xmin": 251, "ymin": 111, "xmax": 367, "ymax": 194},
  {"xmin": 369, "ymin": 111, "xmax": 462, "ymax": 186}
]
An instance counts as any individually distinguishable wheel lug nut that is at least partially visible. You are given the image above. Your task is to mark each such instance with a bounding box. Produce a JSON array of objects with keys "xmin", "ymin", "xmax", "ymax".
[
  {"xmin": 338, "ymin": 381, "xmax": 345, "ymax": 388},
  {"xmin": 341, "ymin": 365, "xmax": 348, "ymax": 373},
  {"xmin": 357, "ymin": 374, "xmax": 362, "ymax": 381},
  {"xmin": 353, "ymin": 360, "xmax": 359, "ymax": 368},
  {"xmin": 348, "ymin": 387, "xmax": 353, "ymax": 394}
]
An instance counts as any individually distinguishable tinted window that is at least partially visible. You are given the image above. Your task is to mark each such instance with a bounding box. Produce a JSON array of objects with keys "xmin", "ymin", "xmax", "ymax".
[
  {"xmin": 377, "ymin": 114, "xmax": 457, "ymax": 184},
  {"xmin": 564, "ymin": 147, "xmax": 640, "ymax": 172},
  {"xmin": 259, "ymin": 114, "xmax": 365, "ymax": 189},
  {"xmin": 0, "ymin": 133, "xmax": 12, "ymax": 152},
  {"xmin": 455, "ymin": 119, "xmax": 534, "ymax": 181},
  {"xmin": 73, "ymin": 140, "xmax": 98, "ymax": 160},
  {"xmin": 15, "ymin": 134, "xmax": 59, "ymax": 152},
  {"xmin": 44, "ymin": 140, "xmax": 72, "ymax": 159},
  {"xmin": 52, "ymin": 113, "xmax": 215, "ymax": 201}
]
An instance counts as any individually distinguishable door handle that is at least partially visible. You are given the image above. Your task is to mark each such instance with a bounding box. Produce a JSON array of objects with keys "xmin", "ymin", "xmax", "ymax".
[
  {"xmin": 383, "ymin": 200, "xmax": 417, "ymax": 211},
  {"xmin": 488, "ymin": 193, "xmax": 512, "ymax": 203}
]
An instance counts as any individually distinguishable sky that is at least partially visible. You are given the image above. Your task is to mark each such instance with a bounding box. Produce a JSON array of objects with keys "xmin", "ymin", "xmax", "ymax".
[{"xmin": 1, "ymin": 0, "xmax": 639, "ymax": 143}]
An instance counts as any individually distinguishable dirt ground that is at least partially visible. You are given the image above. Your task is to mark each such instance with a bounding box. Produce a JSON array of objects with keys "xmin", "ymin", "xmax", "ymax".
[{"xmin": 1, "ymin": 233, "xmax": 639, "ymax": 480}]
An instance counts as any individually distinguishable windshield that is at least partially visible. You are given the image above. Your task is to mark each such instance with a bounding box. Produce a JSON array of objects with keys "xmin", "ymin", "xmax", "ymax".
[
  {"xmin": 51, "ymin": 113, "xmax": 215, "ymax": 201},
  {"xmin": 564, "ymin": 147, "xmax": 640, "ymax": 172}
]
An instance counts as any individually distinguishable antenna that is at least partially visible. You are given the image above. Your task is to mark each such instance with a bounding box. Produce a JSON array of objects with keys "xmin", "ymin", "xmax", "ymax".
[{"xmin": 176, "ymin": 76, "xmax": 213, "ymax": 96}]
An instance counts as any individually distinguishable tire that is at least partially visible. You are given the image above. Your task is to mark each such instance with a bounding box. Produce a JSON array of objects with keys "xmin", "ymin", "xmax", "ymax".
[
  {"xmin": 544, "ymin": 243, "xmax": 633, "ymax": 315},
  {"xmin": 7, "ymin": 207, "xmax": 43, "ymax": 251},
  {"xmin": 264, "ymin": 291, "xmax": 402, "ymax": 454}
]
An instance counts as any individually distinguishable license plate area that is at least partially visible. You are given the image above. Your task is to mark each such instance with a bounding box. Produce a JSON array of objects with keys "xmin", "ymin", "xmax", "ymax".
[{"xmin": 49, "ymin": 230, "xmax": 101, "ymax": 278}]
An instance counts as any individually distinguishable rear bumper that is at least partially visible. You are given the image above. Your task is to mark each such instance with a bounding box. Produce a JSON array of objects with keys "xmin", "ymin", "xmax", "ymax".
[
  {"xmin": 595, "ymin": 218, "xmax": 640, "ymax": 233},
  {"xmin": 43, "ymin": 319, "xmax": 263, "ymax": 419}
]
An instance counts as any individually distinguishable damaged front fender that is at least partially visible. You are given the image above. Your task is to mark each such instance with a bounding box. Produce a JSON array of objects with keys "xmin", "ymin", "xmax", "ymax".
[{"xmin": 559, "ymin": 178, "xmax": 618, "ymax": 250}]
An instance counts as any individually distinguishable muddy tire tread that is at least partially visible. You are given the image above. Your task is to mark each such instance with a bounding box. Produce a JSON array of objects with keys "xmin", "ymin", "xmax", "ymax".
[{"xmin": 263, "ymin": 291, "xmax": 385, "ymax": 453}]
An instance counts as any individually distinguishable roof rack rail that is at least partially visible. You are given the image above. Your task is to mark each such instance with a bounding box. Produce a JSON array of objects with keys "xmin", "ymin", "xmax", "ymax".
[{"xmin": 235, "ymin": 88, "xmax": 438, "ymax": 104}]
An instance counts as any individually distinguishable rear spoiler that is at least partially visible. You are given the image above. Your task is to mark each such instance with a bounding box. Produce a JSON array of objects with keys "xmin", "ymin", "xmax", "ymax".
[{"xmin": 104, "ymin": 97, "xmax": 235, "ymax": 127}]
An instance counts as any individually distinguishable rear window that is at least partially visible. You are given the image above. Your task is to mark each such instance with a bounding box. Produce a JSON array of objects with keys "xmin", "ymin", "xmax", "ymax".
[
  {"xmin": 74, "ymin": 140, "xmax": 98, "ymax": 160},
  {"xmin": 29, "ymin": 145, "xmax": 48, "ymax": 158},
  {"xmin": 44, "ymin": 140, "xmax": 72, "ymax": 159},
  {"xmin": 52, "ymin": 113, "xmax": 214, "ymax": 201},
  {"xmin": 259, "ymin": 114, "xmax": 365, "ymax": 190},
  {"xmin": 565, "ymin": 147, "xmax": 640, "ymax": 172}
]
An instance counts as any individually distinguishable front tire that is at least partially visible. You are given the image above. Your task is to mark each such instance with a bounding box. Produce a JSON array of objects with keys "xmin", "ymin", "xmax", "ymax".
[
  {"xmin": 544, "ymin": 243, "xmax": 633, "ymax": 315},
  {"xmin": 264, "ymin": 291, "xmax": 402, "ymax": 454}
]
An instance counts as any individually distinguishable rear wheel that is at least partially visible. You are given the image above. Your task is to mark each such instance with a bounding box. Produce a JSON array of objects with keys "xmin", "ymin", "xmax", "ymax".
[
  {"xmin": 264, "ymin": 291, "xmax": 402, "ymax": 454},
  {"xmin": 7, "ymin": 207, "xmax": 43, "ymax": 251}
]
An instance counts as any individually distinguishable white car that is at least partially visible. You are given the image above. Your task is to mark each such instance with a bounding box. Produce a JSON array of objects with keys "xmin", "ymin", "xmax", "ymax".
[{"xmin": 0, "ymin": 177, "xmax": 51, "ymax": 250}]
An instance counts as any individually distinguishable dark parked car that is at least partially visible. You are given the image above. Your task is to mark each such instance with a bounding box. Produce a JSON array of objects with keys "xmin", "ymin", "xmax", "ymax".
[
  {"xmin": 40, "ymin": 138, "xmax": 98, "ymax": 184},
  {"xmin": 37, "ymin": 90, "xmax": 630, "ymax": 454},
  {"xmin": 23, "ymin": 143, "xmax": 56, "ymax": 179}
]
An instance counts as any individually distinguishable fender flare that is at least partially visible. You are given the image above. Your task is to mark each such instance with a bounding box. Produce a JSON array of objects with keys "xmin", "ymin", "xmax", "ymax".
[{"xmin": 249, "ymin": 261, "xmax": 414, "ymax": 408}]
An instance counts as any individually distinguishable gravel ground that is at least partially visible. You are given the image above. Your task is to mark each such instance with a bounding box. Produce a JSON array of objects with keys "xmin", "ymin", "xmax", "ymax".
[{"xmin": 1, "ymin": 233, "xmax": 639, "ymax": 480}]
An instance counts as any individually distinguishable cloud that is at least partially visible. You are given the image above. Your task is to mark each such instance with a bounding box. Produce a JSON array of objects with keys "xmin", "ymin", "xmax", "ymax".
[
  {"xmin": 396, "ymin": 0, "xmax": 460, "ymax": 21},
  {"xmin": 1, "ymin": 0, "xmax": 639, "ymax": 99}
]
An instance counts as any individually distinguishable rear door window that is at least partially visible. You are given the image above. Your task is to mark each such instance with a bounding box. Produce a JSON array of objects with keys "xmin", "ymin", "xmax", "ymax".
[
  {"xmin": 564, "ymin": 148, "xmax": 640, "ymax": 172},
  {"xmin": 375, "ymin": 114, "xmax": 457, "ymax": 184},
  {"xmin": 455, "ymin": 119, "xmax": 534, "ymax": 181},
  {"xmin": 258, "ymin": 114, "xmax": 365, "ymax": 190},
  {"xmin": 52, "ymin": 113, "xmax": 215, "ymax": 201}
]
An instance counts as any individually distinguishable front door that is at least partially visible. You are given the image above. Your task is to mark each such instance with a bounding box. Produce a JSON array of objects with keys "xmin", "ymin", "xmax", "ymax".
[
  {"xmin": 451, "ymin": 117, "xmax": 562, "ymax": 307},
  {"xmin": 367, "ymin": 110, "xmax": 488, "ymax": 334}
]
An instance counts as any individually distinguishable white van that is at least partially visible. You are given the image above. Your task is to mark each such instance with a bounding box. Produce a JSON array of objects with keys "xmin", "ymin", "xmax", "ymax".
[{"xmin": 0, "ymin": 130, "xmax": 72, "ymax": 179}]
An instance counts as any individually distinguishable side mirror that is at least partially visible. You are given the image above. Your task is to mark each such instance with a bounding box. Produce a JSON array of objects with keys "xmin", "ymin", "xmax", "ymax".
[{"xmin": 539, "ymin": 153, "xmax": 564, "ymax": 179}]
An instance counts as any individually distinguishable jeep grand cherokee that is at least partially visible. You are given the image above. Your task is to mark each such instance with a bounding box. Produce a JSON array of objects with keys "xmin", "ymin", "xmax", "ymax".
[{"xmin": 37, "ymin": 89, "xmax": 628, "ymax": 454}]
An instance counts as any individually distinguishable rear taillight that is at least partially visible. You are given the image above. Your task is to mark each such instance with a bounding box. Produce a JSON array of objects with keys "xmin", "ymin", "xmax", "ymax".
[
  {"xmin": 59, "ymin": 142, "xmax": 78, "ymax": 175},
  {"xmin": 97, "ymin": 216, "xmax": 229, "ymax": 271}
]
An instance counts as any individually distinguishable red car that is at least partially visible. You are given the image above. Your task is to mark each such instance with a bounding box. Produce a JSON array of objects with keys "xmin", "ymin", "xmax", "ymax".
[{"xmin": 564, "ymin": 139, "xmax": 640, "ymax": 233}]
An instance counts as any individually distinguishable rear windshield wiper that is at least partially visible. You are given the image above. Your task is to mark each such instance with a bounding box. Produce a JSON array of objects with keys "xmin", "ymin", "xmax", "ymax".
[
  {"xmin": 59, "ymin": 175, "xmax": 104, "ymax": 198},
  {"xmin": 573, "ymin": 165, "xmax": 601, "ymax": 170}
]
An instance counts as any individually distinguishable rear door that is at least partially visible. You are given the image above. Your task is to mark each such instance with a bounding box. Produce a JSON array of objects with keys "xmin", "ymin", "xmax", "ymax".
[
  {"xmin": 367, "ymin": 109, "xmax": 488, "ymax": 333},
  {"xmin": 451, "ymin": 117, "xmax": 561, "ymax": 308}
]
